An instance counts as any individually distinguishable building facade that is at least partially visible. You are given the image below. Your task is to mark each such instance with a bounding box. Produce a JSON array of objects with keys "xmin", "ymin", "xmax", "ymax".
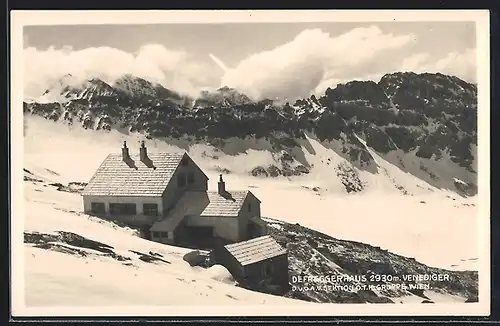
[
  {"xmin": 82, "ymin": 141, "xmax": 266, "ymax": 245},
  {"xmin": 149, "ymin": 176, "xmax": 267, "ymax": 245}
]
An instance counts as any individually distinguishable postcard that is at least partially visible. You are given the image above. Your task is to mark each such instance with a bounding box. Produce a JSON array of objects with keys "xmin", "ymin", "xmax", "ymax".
[{"xmin": 10, "ymin": 9, "xmax": 491, "ymax": 317}]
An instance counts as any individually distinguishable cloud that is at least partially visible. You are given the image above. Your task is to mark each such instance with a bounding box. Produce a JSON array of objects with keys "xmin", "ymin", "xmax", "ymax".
[
  {"xmin": 221, "ymin": 26, "xmax": 416, "ymax": 100},
  {"xmin": 209, "ymin": 54, "xmax": 229, "ymax": 73},
  {"xmin": 22, "ymin": 25, "xmax": 476, "ymax": 102},
  {"xmin": 399, "ymin": 53, "xmax": 432, "ymax": 72},
  {"xmin": 23, "ymin": 44, "xmax": 221, "ymax": 99},
  {"xmin": 313, "ymin": 48, "xmax": 477, "ymax": 96},
  {"xmin": 398, "ymin": 48, "xmax": 476, "ymax": 83}
]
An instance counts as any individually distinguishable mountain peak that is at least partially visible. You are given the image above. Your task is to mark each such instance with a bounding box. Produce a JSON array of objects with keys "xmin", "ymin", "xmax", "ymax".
[
  {"xmin": 378, "ymin": 71, "xmax": 477, "ymax": 108},
  {"xmin": 193, "ymin": 86, "xmax": 253, "ymax": 108},
  {"xmin": 112, "ymin": 75, "xmax": 156, "ymax": 99},
  {"xmin": 217, "ymin": 86, "xmax": 234, "ymax": 92}
]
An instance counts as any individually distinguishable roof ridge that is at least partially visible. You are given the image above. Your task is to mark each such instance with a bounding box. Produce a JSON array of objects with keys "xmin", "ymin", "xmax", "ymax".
[
  {"xmin": 224, "ymin": 235, "xmax": 286, "ymax": 266},
  {"xmin": 225, "ymin": 235, "xmax": 273, "ymax": 247}
]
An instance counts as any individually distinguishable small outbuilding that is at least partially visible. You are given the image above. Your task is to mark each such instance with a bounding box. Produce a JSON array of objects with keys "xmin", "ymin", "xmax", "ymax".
[{"xmin": 212, "ymin": 235, "xmax": 289, "ymax": 293}]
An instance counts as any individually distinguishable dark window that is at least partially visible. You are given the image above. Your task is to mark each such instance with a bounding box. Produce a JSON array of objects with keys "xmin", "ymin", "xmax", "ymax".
[
  {"xmin": 160, "ymin": 231, "xmax": 168, "ymax": 237},
  {"xmin": 181, "ymin": 157, "xmax": 189, "ymax": 166},
  {"xmin": 187, "ymin": 172, "xmax": 195, "ymax": 184},
  {"xmin": 143, "ymin": 203, "xmax": 158, "ymax": 216},
  {"xmin": 152, "ymin": 231, "xmax": 160, "ymax": 238},
  {"xmin": 248, "ymin": 203, "xmax": 251, "ymax": 212},
  {"xmin": 177, "ymin": 173, "xmax": 186, "ymax": 187},
  {"xmin": 91, "ymin": 202, "xmax": 105, "ymax": 214},
  {"xmin": 109, "ymin": 203, "xmax": 137, "ymax": 215}
]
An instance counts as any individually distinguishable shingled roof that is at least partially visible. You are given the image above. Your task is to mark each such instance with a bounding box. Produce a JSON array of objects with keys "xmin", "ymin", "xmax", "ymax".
[
  {"xmin": 82, "ymin": 152, "xmax": 188, "ymax": 197},
  {"xmin": 224, "ymin": 235, "xmax": 287, "ymax": 266},
  {"xmin": 202, "ymin": 191, "xmax": 249, "ymax": 216},
  {"xmin": 150, "ymin": 190, "xmax": 252, "ymax": 232}
]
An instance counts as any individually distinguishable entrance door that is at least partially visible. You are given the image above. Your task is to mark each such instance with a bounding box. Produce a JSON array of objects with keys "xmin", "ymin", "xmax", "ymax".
[{"xmin": 183, "ymin": 226, "xmax": 215, "ymax": 248}]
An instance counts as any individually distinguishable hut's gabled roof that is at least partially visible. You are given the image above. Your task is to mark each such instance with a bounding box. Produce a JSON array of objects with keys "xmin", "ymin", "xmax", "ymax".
[
  {"xmin": 82, "ymin": 152, "xmax": 192, "ymax": 197},
  {"xmin": 224, "ymin": 235, "xmax": 287, "ymax": 266},
  {"xmin": 201, "ymin": 191, "xmax": 249, "ymax": 217}
]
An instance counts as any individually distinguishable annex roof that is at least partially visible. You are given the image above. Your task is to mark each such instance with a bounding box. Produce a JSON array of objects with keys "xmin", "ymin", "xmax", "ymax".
[
  {"xmin": 150, "ymin": 190, "xmax": 251, "ymax": 232},
  {"xmin": 82, "ymin": 152, "xmax": 188, "ymax": 197},
  {"xmin": 202, "ymin": 191, "xmax": 249, "ymax": 217},
  {"xmin": 224, "ymin": 235, "xmax": 287, "ymax": 266}
]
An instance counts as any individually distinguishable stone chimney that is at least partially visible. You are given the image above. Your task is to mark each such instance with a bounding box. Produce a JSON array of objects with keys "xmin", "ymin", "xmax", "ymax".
[
  {"xmin": 218, "ymin": 174, "xmax": 226, "ymax": 195},
  {"xmin": 139, "ymin": 140, "xmax": 148, "ymax": 162},
  {"xmin": 121, "ymin": 141, "xmax": 130, "ymax": 161}
]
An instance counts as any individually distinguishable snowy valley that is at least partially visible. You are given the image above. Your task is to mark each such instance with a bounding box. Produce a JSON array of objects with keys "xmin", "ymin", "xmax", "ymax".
[{"xmin": 20, "ymin": 108, "xmax": 479, "ymax": 306}]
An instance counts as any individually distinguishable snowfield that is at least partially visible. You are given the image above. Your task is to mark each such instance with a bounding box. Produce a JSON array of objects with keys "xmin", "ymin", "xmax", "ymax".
[
  {"xmin": 22, "ymin": 116, "xmax": 480, "ymax": 270},
  {"xmin": 12, "ymin": 116, "xmax": 488, "ymax": 315},
  {"xmin": 23, "ymin": 184, "xmax": 305, "ymax": 307}
]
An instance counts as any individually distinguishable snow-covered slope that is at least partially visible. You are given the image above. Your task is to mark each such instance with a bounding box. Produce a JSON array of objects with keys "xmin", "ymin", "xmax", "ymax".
[
  {"xmin": 13, "ymin": 115, "xmax": 486, "ymax": 315},
  {"xmin": 23, "ymin": 115, "xmax": 478, "ymax": 271},
  {"xmin": 23, "ymin": 182, "xmax": 305, "ymax": 307}
]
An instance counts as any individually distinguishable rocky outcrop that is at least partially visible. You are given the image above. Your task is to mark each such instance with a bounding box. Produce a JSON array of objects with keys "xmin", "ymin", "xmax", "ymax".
[{"xmin": 266, "ymin": 218, "xmax": 479, "ymax": 304}]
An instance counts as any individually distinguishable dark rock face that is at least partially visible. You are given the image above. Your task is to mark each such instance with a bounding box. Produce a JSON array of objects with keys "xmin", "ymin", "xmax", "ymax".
[
  {"xmin": 379, "ymin": 73, "xmax": 477, "ymax": 170},
  {"xmin": 24, "ymin": 72, "xmax": 477, "ymax": 196},
  {"xmin": 24, "ymin": 231, "xmax": 132, "ymax": 262},
  {"xmin": 335, "ymin": 162, "xmax": 365, "ymax": 193},
  {"xmin": 454, "ymin": 179, "xmax": 478, "ymax": 197},
  {"xmin": 266, "ymin": 218, "xmax": 478, "ymax": 304}
]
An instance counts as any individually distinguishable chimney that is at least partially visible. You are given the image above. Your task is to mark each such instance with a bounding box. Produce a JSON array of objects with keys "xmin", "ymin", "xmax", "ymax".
[
  {"xmin": 218, "ymin": 174, "xmax": 226, "ymax": 195},
  {"xmin": 121, "ymin": 141, "xmax": 130, "ymax": 161},
  {"xmin": 140, "ymin": 140, "xmax": 148, "ymax": 162}
]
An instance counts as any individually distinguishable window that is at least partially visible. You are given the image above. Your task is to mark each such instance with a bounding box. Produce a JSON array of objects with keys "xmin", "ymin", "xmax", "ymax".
[
  {"xmin": 152, "ymin": 231, "xmax": 168, "ymax": 238},
  {"xmin": 91, "ymin": 202, "xmax": 105, "ymax": 214},
  {"xmin": 187, "ymin": 172, "xmax": 195, "ymax": 185},
  {"xmin": 109, "ymin": 203, "xmax": 137, "ymax": 215},
  {"xmin": 247, "ymin": 203, "xmax": 251, "ymax": 212},
  {"xmin": 177, "ymin": 173, "xmax": 186, "ymax": 187},
  {"xmin": 181, "ymin": 157, "xmax": 189, "ymax": 166},
  {"xmin": 143, "ymin": 203, "xmax": 158, "ymax": 216}
]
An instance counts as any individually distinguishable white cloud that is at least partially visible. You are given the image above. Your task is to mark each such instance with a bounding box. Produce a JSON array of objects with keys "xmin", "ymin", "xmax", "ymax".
[
  {"xmin": 22, "ymin": 26, "xmax": 476, "ymax": 102},
  {"xmin": 209, "ymin": 54, "xmax": 229, "ymax": 72},
  {"xmin": 396, "ymin": 48, "xmax": 476, "ymax": 83},
  {"xmin": 313, "ymin": 48, "xmax": 477, "ymax": 96},
  {"xmin": 435, "ymin": 48, "xmax": 476, "ymax": 82},
  {"xmin": 221, "ymin": 26, "xmax": 416, "ymax": 100},
  {"xmin": 23, "ymin": 44, "xmax": 220, "ymax": 99},
  {"xmin": 399, "ymin": 53, "xmax": 432, "ymax": 72}
]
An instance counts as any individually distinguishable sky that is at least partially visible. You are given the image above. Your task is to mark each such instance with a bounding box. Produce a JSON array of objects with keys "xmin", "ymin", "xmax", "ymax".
[{"xmin": 23, "ymin": 22, "xmax": 477, "ymax": 101}]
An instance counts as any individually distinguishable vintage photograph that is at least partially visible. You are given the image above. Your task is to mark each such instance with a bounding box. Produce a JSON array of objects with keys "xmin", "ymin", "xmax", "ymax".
[{"xmin": 11, "ymin": 10, "xmax": 490, "ymax": 317}]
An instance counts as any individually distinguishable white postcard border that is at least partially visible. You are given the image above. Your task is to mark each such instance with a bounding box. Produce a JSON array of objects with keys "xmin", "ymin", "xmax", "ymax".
[{"xmin": 10, "ymin": 9, "xmax": 491, "ymax": 317}]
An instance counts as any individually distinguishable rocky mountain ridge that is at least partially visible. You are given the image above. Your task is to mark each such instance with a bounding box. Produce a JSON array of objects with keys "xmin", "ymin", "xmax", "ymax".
[{"xmin": 24, "ymin": 72, "xmax": 478, "ymax": 196}]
